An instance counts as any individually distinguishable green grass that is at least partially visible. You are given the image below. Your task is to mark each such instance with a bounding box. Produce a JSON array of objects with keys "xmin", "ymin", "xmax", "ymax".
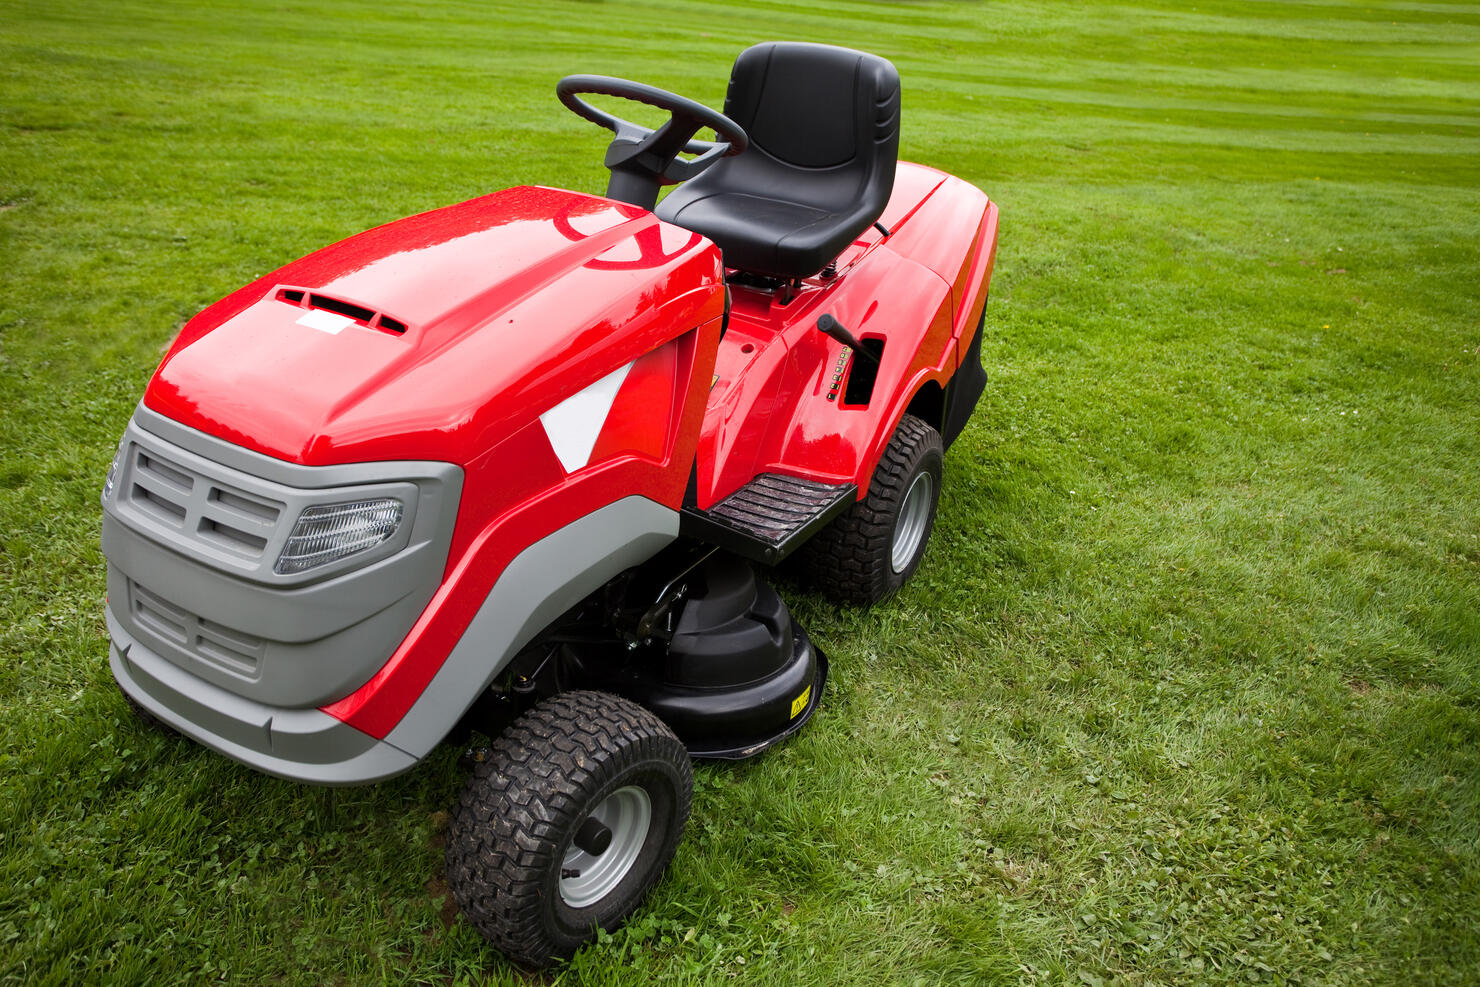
[{"xmin": 2, "ymin": 0, "xmax": 1478, "ymax": 983}]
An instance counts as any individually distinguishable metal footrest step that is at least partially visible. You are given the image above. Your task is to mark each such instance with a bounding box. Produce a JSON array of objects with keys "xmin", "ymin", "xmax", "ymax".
[{"xmin": 681, "ymin": 473, "xmax": 857, "ymax": 564}]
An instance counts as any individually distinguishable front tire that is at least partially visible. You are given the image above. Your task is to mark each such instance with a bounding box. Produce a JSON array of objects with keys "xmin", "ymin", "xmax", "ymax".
[
  {"xmin": 445, "ymin": 690, "xmax": 693, "ymax": 967},
  {"xmin": 796, "ymin": 413, "xmax": 944, "ymax": 606}
]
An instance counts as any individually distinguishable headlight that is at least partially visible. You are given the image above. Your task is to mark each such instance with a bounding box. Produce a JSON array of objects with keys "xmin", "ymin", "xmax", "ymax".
[
  {"xmin": 274, "ymin": 498, "xmax": 404, "ymax": 575},
  {"xmin": 101, "ymin": 439, "xmax": 126, "ymax": 507}
]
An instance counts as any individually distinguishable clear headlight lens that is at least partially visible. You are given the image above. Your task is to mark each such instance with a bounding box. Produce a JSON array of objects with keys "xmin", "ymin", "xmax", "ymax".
[
  {"xmin": 101, "ymin": 439, "xmax": 126, "ymax": 507},
  {"xmin": 274, "ymin": 498, "xmax": 404, "ymax": 575}
]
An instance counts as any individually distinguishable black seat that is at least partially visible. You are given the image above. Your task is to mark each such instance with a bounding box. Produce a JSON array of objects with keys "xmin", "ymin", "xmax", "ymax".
[{"xmin": 655, "ymin": 42, "xmax": 900, "ymax": 281}]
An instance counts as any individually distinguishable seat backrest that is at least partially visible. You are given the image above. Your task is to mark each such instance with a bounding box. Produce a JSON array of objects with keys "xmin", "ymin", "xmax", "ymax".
[{"xmin": 722, "ymin": 42, "xmax": 900, "ymax": 210}]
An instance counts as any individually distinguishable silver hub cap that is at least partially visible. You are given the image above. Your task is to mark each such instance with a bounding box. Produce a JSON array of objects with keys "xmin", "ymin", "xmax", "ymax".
[
  {"xmin": 891, "ymin": 472, "xmax": 934, "ymax": 573},
  {"xmin": 559, "ymin": 785, "xmax": 652, "ymax": 908}
]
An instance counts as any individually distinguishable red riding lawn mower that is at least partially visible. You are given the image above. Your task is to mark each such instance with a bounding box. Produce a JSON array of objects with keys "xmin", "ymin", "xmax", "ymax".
[{"xmin": 101, "ymin": 42, "xmax": 999, "ymax": 965}]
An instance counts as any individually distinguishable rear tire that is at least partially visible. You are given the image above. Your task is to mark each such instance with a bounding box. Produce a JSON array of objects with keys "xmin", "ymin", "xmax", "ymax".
[
  {"xmin": 445, "ymin": 690, "xmax": 692, "ymax": 967},
  {"xmin": 796, "ymin": 414, "xmax": 943, "ymax": 606}
]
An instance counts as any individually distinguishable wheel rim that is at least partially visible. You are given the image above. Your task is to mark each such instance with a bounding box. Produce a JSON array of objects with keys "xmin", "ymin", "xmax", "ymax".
[
  {"xmin": 559, "ymin": 785, "xmax": 652, "ymax": 909},
  {"xmin": 891, "ymin": 471, "xmax": 934, "ymax": 573}
]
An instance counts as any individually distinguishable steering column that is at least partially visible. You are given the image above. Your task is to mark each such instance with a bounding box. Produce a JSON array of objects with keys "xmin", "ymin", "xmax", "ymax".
[{"xmin": 556, "ymin": 75, "xmax": 749, "ymax": 211}]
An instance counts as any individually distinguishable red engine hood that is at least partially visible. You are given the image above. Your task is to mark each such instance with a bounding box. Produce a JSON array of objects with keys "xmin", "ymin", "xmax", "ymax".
[{"xmin": 145, "ymin": 185, "xmax": 722, "ymax": 466}]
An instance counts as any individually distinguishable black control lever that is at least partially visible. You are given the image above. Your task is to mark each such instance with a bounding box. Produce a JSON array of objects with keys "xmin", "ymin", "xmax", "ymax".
[{"xmin": 816, "ymin": 313, "xmax": 880, "ymax": 365}]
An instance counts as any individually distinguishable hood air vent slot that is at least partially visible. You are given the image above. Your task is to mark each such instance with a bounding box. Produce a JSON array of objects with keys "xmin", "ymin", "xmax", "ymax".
[{"xmin": 274, "ymin": 286, "xmax": 410, "ymax": 335}]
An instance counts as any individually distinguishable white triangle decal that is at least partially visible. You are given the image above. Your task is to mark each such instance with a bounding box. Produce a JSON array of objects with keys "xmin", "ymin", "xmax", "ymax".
[{"xmin": 540, "ymin": 361, "xmax": 634, "ymax": 473}]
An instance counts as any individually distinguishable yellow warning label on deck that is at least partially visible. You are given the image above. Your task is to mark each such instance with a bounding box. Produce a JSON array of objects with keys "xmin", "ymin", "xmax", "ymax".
[{"xmin": 789, "ymin": 685, "xmax": 811, "ymax": 720}]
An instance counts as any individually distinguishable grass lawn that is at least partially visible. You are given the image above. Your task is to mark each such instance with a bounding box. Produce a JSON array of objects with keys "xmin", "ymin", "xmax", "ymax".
[{"xmin": 2, "ymin": 0, "xmax": 1479, "ymax": 983}]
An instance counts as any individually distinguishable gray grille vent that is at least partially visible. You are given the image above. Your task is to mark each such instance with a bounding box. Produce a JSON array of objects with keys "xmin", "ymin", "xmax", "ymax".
[
  {"xmin": 127, "ymin": 446, "xmax": 284, "ymax": 559},
  {"xmin": 130, "ymin": 579, "xmax": 265, "ymax": 675}
]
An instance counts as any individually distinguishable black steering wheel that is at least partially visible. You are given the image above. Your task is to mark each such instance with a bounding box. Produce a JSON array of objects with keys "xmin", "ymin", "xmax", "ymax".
[{"xmin": 556, "ymin": 75, "xmax": 749, "ymax": 211}]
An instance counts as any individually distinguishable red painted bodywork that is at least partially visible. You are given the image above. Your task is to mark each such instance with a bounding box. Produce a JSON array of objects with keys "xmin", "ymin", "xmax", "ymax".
[
  {"xmin": 147, "ymin": 186, "xmax": 719, "ymax": 471},
  {"xmin": 142, "ymin": 164, "xmax": 997, "ymax": 740},
  {"xmin": 698, "ymin": 164, "xmax": 997, "ymax": 509}
]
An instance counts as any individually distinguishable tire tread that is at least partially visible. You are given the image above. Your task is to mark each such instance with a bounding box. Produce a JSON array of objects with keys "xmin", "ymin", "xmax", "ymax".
[
  {"xmin": 794, "ymin": 413, "xmax": 943, "ymax": 606},
  {"xmin": 445, "ymin": 690, "xmax": 692, "ymax": 967}
]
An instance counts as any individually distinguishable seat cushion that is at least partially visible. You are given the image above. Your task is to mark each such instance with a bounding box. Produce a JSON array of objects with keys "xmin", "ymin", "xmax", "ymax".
[{"xmin": 657, "ymin": 191, "xmax": 837, "ymax": 279}]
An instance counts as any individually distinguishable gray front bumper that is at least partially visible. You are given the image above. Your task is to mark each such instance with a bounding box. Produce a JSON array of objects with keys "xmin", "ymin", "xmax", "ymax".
[
  {"xmin": 103, "ymin": 408, "xmax": 683, "ymax": 786},
  {"xmin": 101, "ymin": 409, "xmax": 463, "ymax": 709},
  {"xmin": 109, "ymin": 602, "xmax": 418, "ymax": 785}
]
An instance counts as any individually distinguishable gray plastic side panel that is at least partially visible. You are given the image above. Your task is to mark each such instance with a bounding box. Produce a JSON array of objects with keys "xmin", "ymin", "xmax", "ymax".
[
  {"xmin": 384, "ymin": 496, "xmax": 678, "ymax": 759},
  {"xmin": 109, "ymin": 605, "xmax": 416, "ymax": 786}
]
